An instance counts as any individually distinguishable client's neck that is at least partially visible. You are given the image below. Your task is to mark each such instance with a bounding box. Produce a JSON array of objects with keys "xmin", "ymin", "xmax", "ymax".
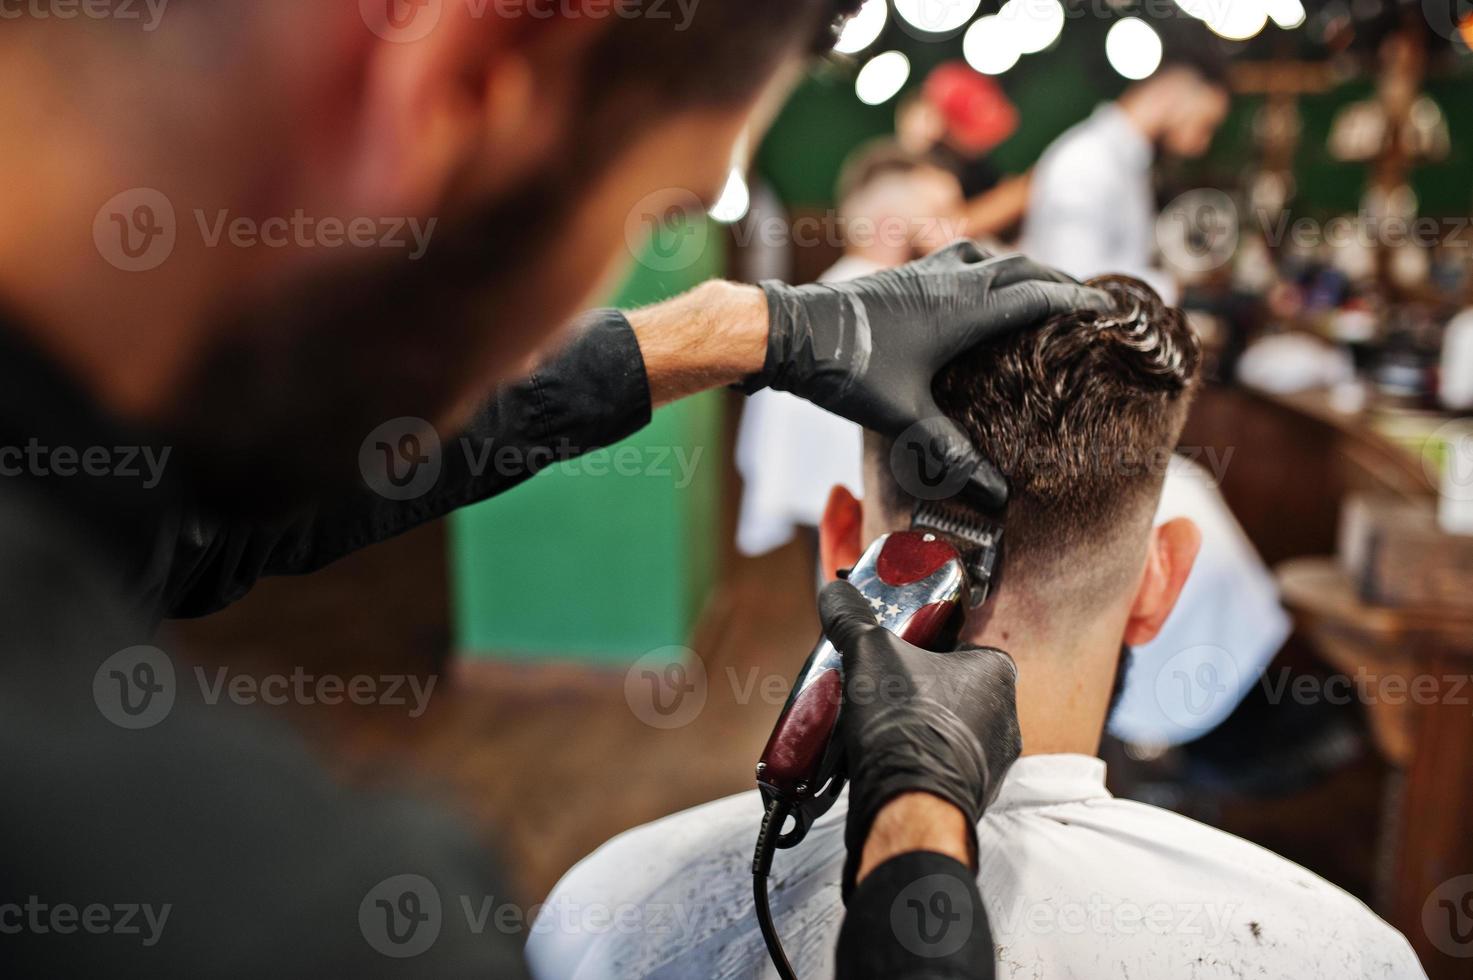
[{"xmin": 962, "ymin": 588, "xmax": 1130, "ymax": 758}]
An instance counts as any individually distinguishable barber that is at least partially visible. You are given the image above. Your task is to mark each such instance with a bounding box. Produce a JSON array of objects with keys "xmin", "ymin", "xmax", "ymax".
[{"xmin": 0, "ymin": 3, "xmax": 1099, "ymax": 976}]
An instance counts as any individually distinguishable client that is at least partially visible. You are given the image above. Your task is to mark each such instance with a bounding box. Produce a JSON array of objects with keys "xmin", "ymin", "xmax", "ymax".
[{"xmin": 527, "ymin": 278, "xmax": 1423, "ymax": 979}]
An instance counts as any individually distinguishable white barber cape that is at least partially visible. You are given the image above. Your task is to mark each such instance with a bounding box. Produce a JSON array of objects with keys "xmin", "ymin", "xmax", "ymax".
[
  {"xmin": 734, "ymin": 256, "xmax": 875, "ymax": 557},
  {"xmin": 526, "ymin": 755, "xmax": 1423, "ymax": 980}
]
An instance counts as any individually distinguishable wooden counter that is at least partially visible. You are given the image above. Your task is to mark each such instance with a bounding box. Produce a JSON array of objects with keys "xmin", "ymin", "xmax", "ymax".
[
  {"xmin": 1278, "ymin": 558, "xmax": 1473, "ymax": 977},
  {"xmin": 1179, "ymin": 384, "xmax": 1438, "ymax": 565}
]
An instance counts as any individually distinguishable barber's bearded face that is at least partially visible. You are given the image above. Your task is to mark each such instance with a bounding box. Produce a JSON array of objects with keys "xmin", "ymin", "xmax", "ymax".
[
  {"xmin": 161, "ymin": 108, "xmax": 749, "ymax": 520},
  {"xmin": 161, "ymin": 176, "xmax": 559, "ymax": 516}
]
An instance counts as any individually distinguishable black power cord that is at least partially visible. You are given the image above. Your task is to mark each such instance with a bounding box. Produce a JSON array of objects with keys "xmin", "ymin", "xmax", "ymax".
[{"xmin": 753, "ymin": 799, "xmax": 798, "ymax": 980}]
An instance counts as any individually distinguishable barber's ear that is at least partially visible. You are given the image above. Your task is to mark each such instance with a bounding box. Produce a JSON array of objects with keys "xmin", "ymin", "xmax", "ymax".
[
  {"xmin": 1123, "ymin": 517, "xmax": 1201, "ymax": 646},
  {"xmin": 818, "ymin": 486, "xmax": 865, "ymax": 583},
  {"xmin": 348, "ymin": 8, "xmax": 610, "ymax": 214}
]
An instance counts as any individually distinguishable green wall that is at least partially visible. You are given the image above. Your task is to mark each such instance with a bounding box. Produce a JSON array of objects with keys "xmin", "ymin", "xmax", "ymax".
[{"xmin": 451, "ymin": 224, "xmax": 725, "ymax": 663}]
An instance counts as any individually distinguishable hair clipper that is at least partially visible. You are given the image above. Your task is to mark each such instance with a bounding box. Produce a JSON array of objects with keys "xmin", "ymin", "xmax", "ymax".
[
  {"xmin": 755, "ymin": 499, "xmax": 1004, "ymax": 848},
  {"xmin": 751, "ymin": 499, "xmax": 1004, "ymax": 979}
]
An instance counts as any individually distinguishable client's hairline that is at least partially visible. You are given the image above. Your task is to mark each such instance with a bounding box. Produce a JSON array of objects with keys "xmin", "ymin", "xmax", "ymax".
[{"xmin": 860, "ymin": 432, "xmax": 1160, "ymax": 613}]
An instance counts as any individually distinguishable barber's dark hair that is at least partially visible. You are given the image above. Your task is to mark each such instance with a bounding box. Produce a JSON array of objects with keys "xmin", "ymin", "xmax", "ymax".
[
  {"xmin": 880, "ymin": 276, "xmax": 1201, "ymax": 583},
  {"xmin": 140, "ymin": 2, "xmax": 863, "ymax": 160},
  {"xmin": 584, "ymin": 0, "xmax": 863, "ymax": 113},
  {"xmin": 565, "ymin": 0, "xmax": 863, "ymax": 180}
]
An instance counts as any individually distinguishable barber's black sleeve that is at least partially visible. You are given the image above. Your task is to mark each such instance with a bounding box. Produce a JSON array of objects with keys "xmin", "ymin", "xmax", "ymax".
[
  {"xmin": 836, "ymin": 851, "xmax": 994, "ymax": 980},
  {"xmin": 161, "ymin": 310, "xmax": 651, "ymax": 619}
]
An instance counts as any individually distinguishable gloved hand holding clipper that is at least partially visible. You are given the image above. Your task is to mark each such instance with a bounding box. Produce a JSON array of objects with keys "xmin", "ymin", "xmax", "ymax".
[
  {"xmin": 746, "ymin": 242, "xmax": 1110, "ymax": 508},
  {"xmin": 818, "ymin": 579, "xmax": 1023, "ymax": 899}
]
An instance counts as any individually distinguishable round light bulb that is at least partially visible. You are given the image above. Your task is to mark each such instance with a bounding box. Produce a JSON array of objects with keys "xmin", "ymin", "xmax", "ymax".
[
  {"xmin": 964, "ymin": 15, "xmax": 1022, "ymax": 75},
  {"xmin": 834, "ymin": 0, "xmax": 889, "ymax": 54},
  {"xmin": 1106, "ymin": 17, "xmax": 1163, "ymax": 80},
  {"xmin": 855, "ymin": 50, "xmax": 912, "ymax": 106}
]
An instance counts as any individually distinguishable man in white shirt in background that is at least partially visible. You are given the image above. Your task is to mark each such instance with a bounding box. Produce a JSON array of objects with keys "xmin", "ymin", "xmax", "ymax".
[
  {"xmin": 1020, "ymin": 62, "xmax": 1230, "ymax": 304},
  {"xmin": 527, "ymin": 277, "xmax": 1423, "ymax": 980},
  {"xmin": 735, "ymin": 143, "xmax": 966, "ymax": 557}
]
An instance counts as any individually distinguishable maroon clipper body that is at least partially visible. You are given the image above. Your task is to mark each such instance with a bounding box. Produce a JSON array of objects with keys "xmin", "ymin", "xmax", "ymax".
[{"xmin": 755, "ymin": 501, "xmax": 1001, "ymax": 849}]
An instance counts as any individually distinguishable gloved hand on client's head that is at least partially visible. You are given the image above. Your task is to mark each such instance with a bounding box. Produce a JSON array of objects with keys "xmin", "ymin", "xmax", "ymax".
[
  {"xmin": 818, "ymin": 579, "xmax": 1023, "ymax": 900},
  {"xmin": 746, "ymin": 242, "xmax": 1110, "ymax": 510}
]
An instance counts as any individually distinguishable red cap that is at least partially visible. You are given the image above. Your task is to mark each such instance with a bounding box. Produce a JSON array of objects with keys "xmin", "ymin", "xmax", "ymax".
[{"xmin": 923, "ymin": 61, "xmax": 1018, "ymax": 155}]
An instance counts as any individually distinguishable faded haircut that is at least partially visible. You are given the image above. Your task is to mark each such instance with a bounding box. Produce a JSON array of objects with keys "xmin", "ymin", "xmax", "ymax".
[{"xmin": 874, "ymin": 276, "xmax": 1201, "ymax": 592}]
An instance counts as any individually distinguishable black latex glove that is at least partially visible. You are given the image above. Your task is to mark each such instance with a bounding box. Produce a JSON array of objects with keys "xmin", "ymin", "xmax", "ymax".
[
  {"xmin": 819, "ymin": 579, "xmax": 1023, "ymax": 900},
  {"xmin": 749, "ymin": 242, "xmax": 1109, "ymax": 508}
]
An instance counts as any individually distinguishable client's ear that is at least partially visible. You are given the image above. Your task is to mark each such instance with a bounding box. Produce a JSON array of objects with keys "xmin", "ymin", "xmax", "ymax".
[
  {"xmin": 1123, "ymin": 517, "xmax": 1202, "ymax": 646},
  {"xmin": 818, "ymin": 485, "xmax": 865, "ymax": 582}
]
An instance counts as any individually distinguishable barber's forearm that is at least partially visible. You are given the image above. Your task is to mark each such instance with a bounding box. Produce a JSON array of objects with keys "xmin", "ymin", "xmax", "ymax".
[
  {"xmin": 624, "ymin": 279, "xmax": 768, "ymax": 407},
  {"xmin": 857, "ymin": 792, "xmax": 973, "ymax": 883},
  {"xmin": 838, "ymin": 801, "xmax": 994, "ymax": 979}
]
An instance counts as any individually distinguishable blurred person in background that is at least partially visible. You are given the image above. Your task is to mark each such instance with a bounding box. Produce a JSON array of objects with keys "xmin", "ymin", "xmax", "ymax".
[
  {"xmin": 0, "ymin": 1, "xmax": 1105, "ymax": 975},
  {"xmin": 898, "ymin": 62, "xmax": 1033, "ymax": 241},
  {"xmin": 736, "ymin": 142, "xmax": 966, "ymax": 558},
  {"xmin": 1020, "ymin": 60, "xmax": 1231, "ymax": 303},
  {"xmin": 530, "ymin": 278, "xmax": 1422, "ymax": 980}
]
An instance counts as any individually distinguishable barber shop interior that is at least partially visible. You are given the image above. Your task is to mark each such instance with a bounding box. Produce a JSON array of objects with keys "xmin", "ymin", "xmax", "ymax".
[{"xmin": 5, "ymin": 1, "xmax": 1473, "ymax": 977}]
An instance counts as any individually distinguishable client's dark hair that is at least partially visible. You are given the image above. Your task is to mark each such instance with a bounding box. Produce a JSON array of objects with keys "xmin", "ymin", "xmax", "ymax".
[{"xmin": 879, "ymin": 276, "xmax": 1201, "ymax": 588}]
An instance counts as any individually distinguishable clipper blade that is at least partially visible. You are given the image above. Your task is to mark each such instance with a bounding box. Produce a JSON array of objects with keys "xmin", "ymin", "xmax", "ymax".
[{"xmin": 911, "ymin": 499, "xmax": 1004, "ymax": 608}]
